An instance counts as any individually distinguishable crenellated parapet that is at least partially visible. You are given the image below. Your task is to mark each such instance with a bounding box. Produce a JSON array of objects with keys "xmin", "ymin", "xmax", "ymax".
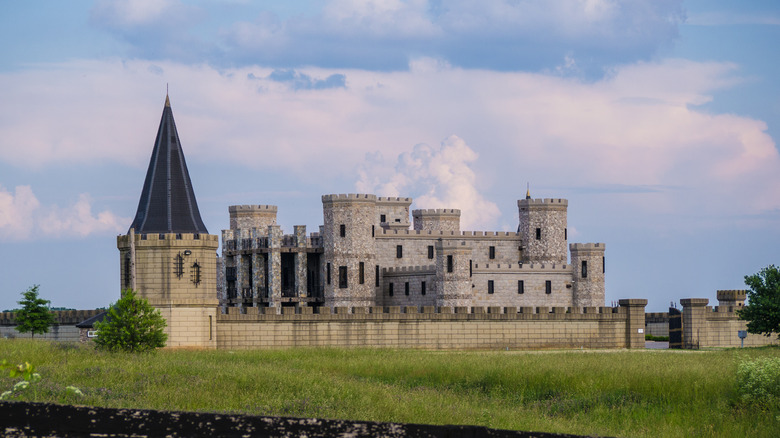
[
  {"xmin": 716, "ymin": 289, "xmax": 747, "ymax": 308},
  {"xmin": 382, "ymin": 265, "xmax": 436, "ymax": 276},
  {"xmin": 377, "ymin": 196, "xmax": 412, "ymax": 204},
  {"xmin": 472, "ymin": 262, "xmax": 571, "ymax": 271},
  {"xmin": 322, "ymin": 193, "xmax": 377, "ymax": 203},
  {"xmin": 377, "ymin": 229, "xmax": 521, "ymax": 240},
  {"xmin": 413, "ymin": 208, "xmax": 461, "ymax": 232},
  {"xmin": 229, "ymin": 205, "xmax": 278, "ymax": 230},
  {"xmin": 117, "ymin": 232, "xmax": 219, "ymax": 248},
  {"xmin": 517, "ymin": 198, "xmax": 568, "ymax": 208}
]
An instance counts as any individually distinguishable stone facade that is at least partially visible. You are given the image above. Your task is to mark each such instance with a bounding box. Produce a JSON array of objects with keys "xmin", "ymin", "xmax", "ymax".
[
  {"xmin": 216, "ymin": 302, "xmax": 644, "ymax": 350},
  {"xmin": 679, "ymin": 293, "xmax": 778, "ymax": 349},
  {"xmin": 220, "ymin": 193, "xmax": 606, "ymax": 312},
  {"xmin": 117, "ymin": 233, "xmax": 219, "ymax": 348}
]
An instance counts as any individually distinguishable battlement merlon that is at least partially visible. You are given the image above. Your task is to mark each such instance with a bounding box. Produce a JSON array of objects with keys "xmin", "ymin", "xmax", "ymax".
[
  {"xmin": 322, "ymin": 193, "xmax": 378, "ymax": 204},
  {"xmin": 412, "ymin": 209, "xmax": 461, "ymax": 217},
  {"xmin": 517, "ymin": 198, "xmax": 568, "ymax": 208}
]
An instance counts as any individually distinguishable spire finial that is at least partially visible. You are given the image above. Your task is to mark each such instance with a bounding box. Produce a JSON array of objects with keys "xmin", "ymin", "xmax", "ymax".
[
  {"xmin": 165, "ymin": 84, "xmax": 170, "ymax": 107},
  {"xmin": 526, "ymin": 182, "xmax": 531, "ymax": 199}
]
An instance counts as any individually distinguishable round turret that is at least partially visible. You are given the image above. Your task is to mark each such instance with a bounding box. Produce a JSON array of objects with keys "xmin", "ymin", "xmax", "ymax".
[{"xmin": 517, "ymin": 198, "xmax": 568, "ymax": 264}]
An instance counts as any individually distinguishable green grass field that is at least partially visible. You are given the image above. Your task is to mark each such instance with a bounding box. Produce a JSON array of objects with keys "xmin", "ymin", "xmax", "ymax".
[{"xmin": 1, "ymin": 340, "xmax": 779, "ymax": 437}]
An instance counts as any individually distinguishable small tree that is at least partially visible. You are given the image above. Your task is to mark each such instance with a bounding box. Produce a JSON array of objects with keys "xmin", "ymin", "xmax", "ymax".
[
  {"xmin": 93, "ymin": 289, "xmax": 167, "ymax": 353},
  {"xmin": 739, "ymin": 265, "xmax": 780, "ymax": 338},
  {"xmin": 15, "ymin": 285, "xmax": 55, "ymax": 339}
]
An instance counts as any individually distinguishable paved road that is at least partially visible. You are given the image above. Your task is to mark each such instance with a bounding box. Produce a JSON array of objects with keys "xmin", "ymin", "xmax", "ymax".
[{"xmin": 645, "ymin": 341, "xmax": 669, "ymax": 349}]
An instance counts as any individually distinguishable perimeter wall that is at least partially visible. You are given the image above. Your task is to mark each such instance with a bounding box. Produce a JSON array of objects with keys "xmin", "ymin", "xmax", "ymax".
[{"xmin": 216, "ymin": 299, "xmax": 647, "ymax": 350}]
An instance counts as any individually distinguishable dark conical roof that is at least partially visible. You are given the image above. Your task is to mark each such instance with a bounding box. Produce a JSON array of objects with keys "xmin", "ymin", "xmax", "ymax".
[{"xmin": 128, "ymin": 95, "xmax": 209, "ymax": 234}]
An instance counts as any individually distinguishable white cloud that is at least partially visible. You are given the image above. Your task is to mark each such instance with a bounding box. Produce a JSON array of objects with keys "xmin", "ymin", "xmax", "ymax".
[
  {"xmin": 0, "ymin": 57, "xmax": 777, "ymax": 232},
  {"xmin": 0, "ymin": 186, "xmax": 127, "ymax": 241},
  {"xmin": 356, "ymin": 136, "xmax": 501, "ymax": 230}
]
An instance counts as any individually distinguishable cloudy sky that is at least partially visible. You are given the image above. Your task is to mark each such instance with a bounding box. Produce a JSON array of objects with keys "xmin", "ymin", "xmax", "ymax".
[{"xmin": 1, "ymin": 0, "xmax": 778, "ymax": 312}]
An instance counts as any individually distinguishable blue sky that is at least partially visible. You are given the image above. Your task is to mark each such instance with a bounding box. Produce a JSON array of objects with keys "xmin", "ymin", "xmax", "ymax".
[{"xmin": 1, "ymin": 0, "xmax": 778, "ymax": 312}]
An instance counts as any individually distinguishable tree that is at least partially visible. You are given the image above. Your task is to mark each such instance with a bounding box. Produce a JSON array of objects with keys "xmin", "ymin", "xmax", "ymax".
[
  {"xmin": 739, "ymin": 265, "xmax": 780, "ymax": 338},
  {"xmin": 93, "ymin": 289, "xmax": 167, "ymax": 353},
  {"xmin": 15, "ymin": 285, "xmax": 55, "ymax": 339}
]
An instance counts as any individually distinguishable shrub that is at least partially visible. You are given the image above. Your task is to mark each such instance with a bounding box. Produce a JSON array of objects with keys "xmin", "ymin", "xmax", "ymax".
[
  {"xmin": 93, "ymin": 289, "xmax": 167, "ymax": 353},
  {"xmin": 736, "ymin": 357, "xmax": 780, "ymax": 408}
]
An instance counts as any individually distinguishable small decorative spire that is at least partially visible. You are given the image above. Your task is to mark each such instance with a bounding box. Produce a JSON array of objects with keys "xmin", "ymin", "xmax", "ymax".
[
  {"xmin": 526, "ymin": 183, "xmax": 531, "ymax": 199},
  {"xmin": 165, "ymin": 84, "xmax": 170, "ymax": 107}
]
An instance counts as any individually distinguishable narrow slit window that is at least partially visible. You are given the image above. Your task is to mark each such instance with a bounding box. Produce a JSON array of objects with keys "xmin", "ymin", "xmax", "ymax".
[
  {"xmin": 447, "ymin": 255, "xmax": 453, "ymax": 273},
  {"xmin": 396, "ymin": 245, "xmax": 403, "ymax": 258},
  {"xmin": 518, "ymin": 280, "xmax": 524, "ymax": 294},
  {"xmin": 359, "ymin": 262, "xmax": 365, "ymax": 284},
  {"xmin": 375, "ymin": 265, "xmax": 380, "ymax": 287},
  {"xmin": 389, "ymin": 283, "xmax": 394, "ymax": 296},
  {"xmin": 535, "ymin": 228, "xmax": 541, "ymax": 240},
  {"xmin": 545, "ymin": 280, "xmax": 552, "ymax": 294},
  {"xmin": 603, "ymin": 256, "xmax": 605, "ymax": 273},
  {"xmin": 582, "ymin": 260, "xmax": 588, "ymax": 279},
  {"xmin": 380, "ymin": 214, "xmax": 386, "ymax": 223},
  {"xmin": 488, "ymin": 280, "xmax": 494, "ymax": 294},
  {"xmin": 427, "ymin": 245, "xmax": 434, "ymax": 259},
  {"xmin": 340, "ymin": 224, "xmax": 346, "ymax": 237},
  {"xmin": 489, "ymin": 246, "xmax": 496, "ymax": 259},
  {"xmin": 421, "ymin": 281, "xmax": 426, "ymax": 295},
  {"xmin": 339, "ymin": 266, "xmax": 348, "ymax": 288},
  {"xmin": 326, "ymin": 263, "xmax": 331, "ymax": 285},
  {"xmin": 405, "ymin": 282, "xmax": 410, "ymax": 296}
]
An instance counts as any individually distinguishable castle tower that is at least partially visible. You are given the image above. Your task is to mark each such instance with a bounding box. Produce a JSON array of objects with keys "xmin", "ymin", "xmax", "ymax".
[
  {"xmin": 569, "ymin": 243, "xmax": 606, "ymax": 307},
  {"xmin": 517, "ymin": 195, "xmax": 568, "ymax": 264},
  {"xmin": 228, "ymin": 205, "xmax": 277, "ymax": 230},
  {"xmin": 435, "ymin": 239, "xmax": 473, "ymax": 308},
  {"xmin": 117, "ymin": 94, "xmax": 218, "ymax": 349},
  {"xmin": 321, "ymin": 194, "xmax": 377, "ymax": 308},
  {"xmin": 413, "ymin": 209, "xmax": 461, "ymax": 232},
  {"xmin": 376, "ymin": 197, "xmax": 412, "ymax": 231}
]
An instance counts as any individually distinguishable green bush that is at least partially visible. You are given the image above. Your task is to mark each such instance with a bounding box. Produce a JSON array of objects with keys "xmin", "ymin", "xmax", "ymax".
[
  {"xmin": 93, "ymin": 289, "xmax": 167, "ymax": 353},
  {"xmin": 736, "ymin": 357, "xmax": 780, "ymax": 408}
]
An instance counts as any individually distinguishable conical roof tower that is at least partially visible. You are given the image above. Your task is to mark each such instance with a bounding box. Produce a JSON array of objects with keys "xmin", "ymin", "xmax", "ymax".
[{"xmin": 128, "ymin": 95, "xmax": 208, "ymax": 234}]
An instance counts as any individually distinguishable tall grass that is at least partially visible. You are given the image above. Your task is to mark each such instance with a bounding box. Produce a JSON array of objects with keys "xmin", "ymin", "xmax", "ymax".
[{"xmin": 1, "ymin": 340, "xmax": 779, "ymax": 437}]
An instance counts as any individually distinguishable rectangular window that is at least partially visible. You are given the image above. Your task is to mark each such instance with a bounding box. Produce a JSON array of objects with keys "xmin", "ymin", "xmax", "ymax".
[
  {"xmin": 359, "ymin": 262, "xmax": 365, "ymax": 284},
  {"xmin": 535, "ymin": 228, "xmax": 541, "ymax": 240},
  {"xmin": 372, "ymin": 225, "xmax": 375, "ymax": 237},
  {"xmin": 375, "ymin": 265, "xmax": 380, "ymax": 287},
  {"xmin": 389, "ymin": 283, "xmax": 394, "ymax": 296},
  {"xmin": 518, "ymin": 280, "xmax": 524, "ymax": 294},
  {"xmin": 582, "ymin": 260, "xmax": 588, "ymax": 279},
  {"xmin": 469, "ymin": 259, "xmax": 472, "ymax": 277},
  {"xmin": 545, "ymin": 280, "xmax": 552, "ymax": 294},
  {"xmin": 396, "ymin": 245, "xmax": 403, "ymax": 258},
  {"xmin": 603, "ymin": 256, "xmax": 605, "ymax": 273},
  {"xmin": 326, "ymin": 263, "xmax": 331, "ymax": 285},
  {"xmin": 405, "ymin": 282, "xmax": 410, "ymax": 296},
  {"xmin": 380, "ymin": 214, "xmax": 386, "ymax": 223},
  {"xmin": 339, "ymin": 266, "xmax": 348, "ymax": 288},
  {"xmin": 428, "ymin": 245, "xmax": 434, "ymax": 259},
  {"xmin": 421, "ymin": 281, "xmax": 426, "ymax": 295},
  {"xmin": 447, "ymin": 255, "xmax": 453, "ymax": 273},
  {"xmin": 340, "ymin": 224, "xmax": 346, "ymax": 237},
  {"xmin": 488, "ymin": 280, "xmax": 494, "ymax": 294},
  {"xmin": 564, "ymin": 228, "xmax": 567, "ymax": 240},
  {"xmin": 489, "ymin": 246, "xmax": 496, "ymax": 259}
]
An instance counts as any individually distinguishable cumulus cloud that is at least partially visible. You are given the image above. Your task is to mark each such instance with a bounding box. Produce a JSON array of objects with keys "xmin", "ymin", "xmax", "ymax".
[
  {"xmin": 261, "ymin": 69, "xmax": 347, "ymax": 90},
  {"xmin": 0, "ymin": 186, "xmax": 127, "ymax": 241},
  {"xmin": 356, "ymin": 136, "xmax": 501, "ymax": 229}
]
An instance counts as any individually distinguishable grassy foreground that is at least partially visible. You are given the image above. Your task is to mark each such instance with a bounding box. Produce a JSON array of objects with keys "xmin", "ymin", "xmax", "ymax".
[{"xmin": 1, "ymin": 340, "xmax": 779, "ymax": 437}]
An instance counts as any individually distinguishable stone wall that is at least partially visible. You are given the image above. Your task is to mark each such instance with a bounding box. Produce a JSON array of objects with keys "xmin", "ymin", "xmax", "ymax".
[
  {"xmin": 680, "ymin": 298, "xmax": 779, "ymax": 349},
  {"xmin": 216, "ymin": 300, "xmax": 647, "ymax": 350}
]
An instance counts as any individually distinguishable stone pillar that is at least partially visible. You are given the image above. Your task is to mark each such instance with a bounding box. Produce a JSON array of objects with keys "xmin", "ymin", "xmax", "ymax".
[
  {"xmin": 435, "ymin": 239, "xmax": 473, "ymax": 308},
  {"xmin": 681, "ymin": 298, "xmax": 709, "ymax": 349},
  {"xmin": 619, "ymin": 299, "xmax": 647, "ymax": 349},
  {"xmin": 267, "ymin": 225, "xmax": 282, "ymax": 310},
  {"xmin": 294, "ymin": 226, "xmax": 308, "ymax": 303}
]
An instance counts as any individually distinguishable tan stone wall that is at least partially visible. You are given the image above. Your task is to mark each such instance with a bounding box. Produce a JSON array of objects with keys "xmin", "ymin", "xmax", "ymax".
[
  {"xmin": 216, "ymin": 304, "xmax": 641, "ymax": 350},
  {"xmin": 156, "ymin": 305, "xmax": 217, "ymax": 349},
  {"xmin": 681, "ymin": 298, "xmax": 779, "ymax": 348}
]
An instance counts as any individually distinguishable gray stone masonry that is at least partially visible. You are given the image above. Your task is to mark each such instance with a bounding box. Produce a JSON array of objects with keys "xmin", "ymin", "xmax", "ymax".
[
  {"xmin": 267, "ymin": 225, "xmax": 282, "ymax": 309},
  {"xmin": 413, "ymin": 209, "xmax": 461, "ymax": 232},
  {"xmin": 518, "ymin": 198, "xmax": 567, "ymax": 264},
  {"xmin": 435, "ymin": 239, "xmax": 473, "ymax": 307},
  {"xmin": 570, "ymin": 243, "xmax": 606, "ymax": 308},
  {"xmin": 377, "ymin": 197, "xmax": 412, "ymax": 231},
  {"xmin": 229, "ymin": 205, "xmax": 277, "ymax": 230}
]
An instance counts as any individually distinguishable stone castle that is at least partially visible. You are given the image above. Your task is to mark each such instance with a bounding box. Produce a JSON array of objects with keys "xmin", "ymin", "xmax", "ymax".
[{"xmin": 115, "ymin": 95, "xmax": 636, "ymax": 350}]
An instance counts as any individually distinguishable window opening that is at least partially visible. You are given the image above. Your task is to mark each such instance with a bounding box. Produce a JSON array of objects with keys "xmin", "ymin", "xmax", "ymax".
[{"xmin": 339, "ymin": 266, "xmax": 348, "ymax": 288}]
